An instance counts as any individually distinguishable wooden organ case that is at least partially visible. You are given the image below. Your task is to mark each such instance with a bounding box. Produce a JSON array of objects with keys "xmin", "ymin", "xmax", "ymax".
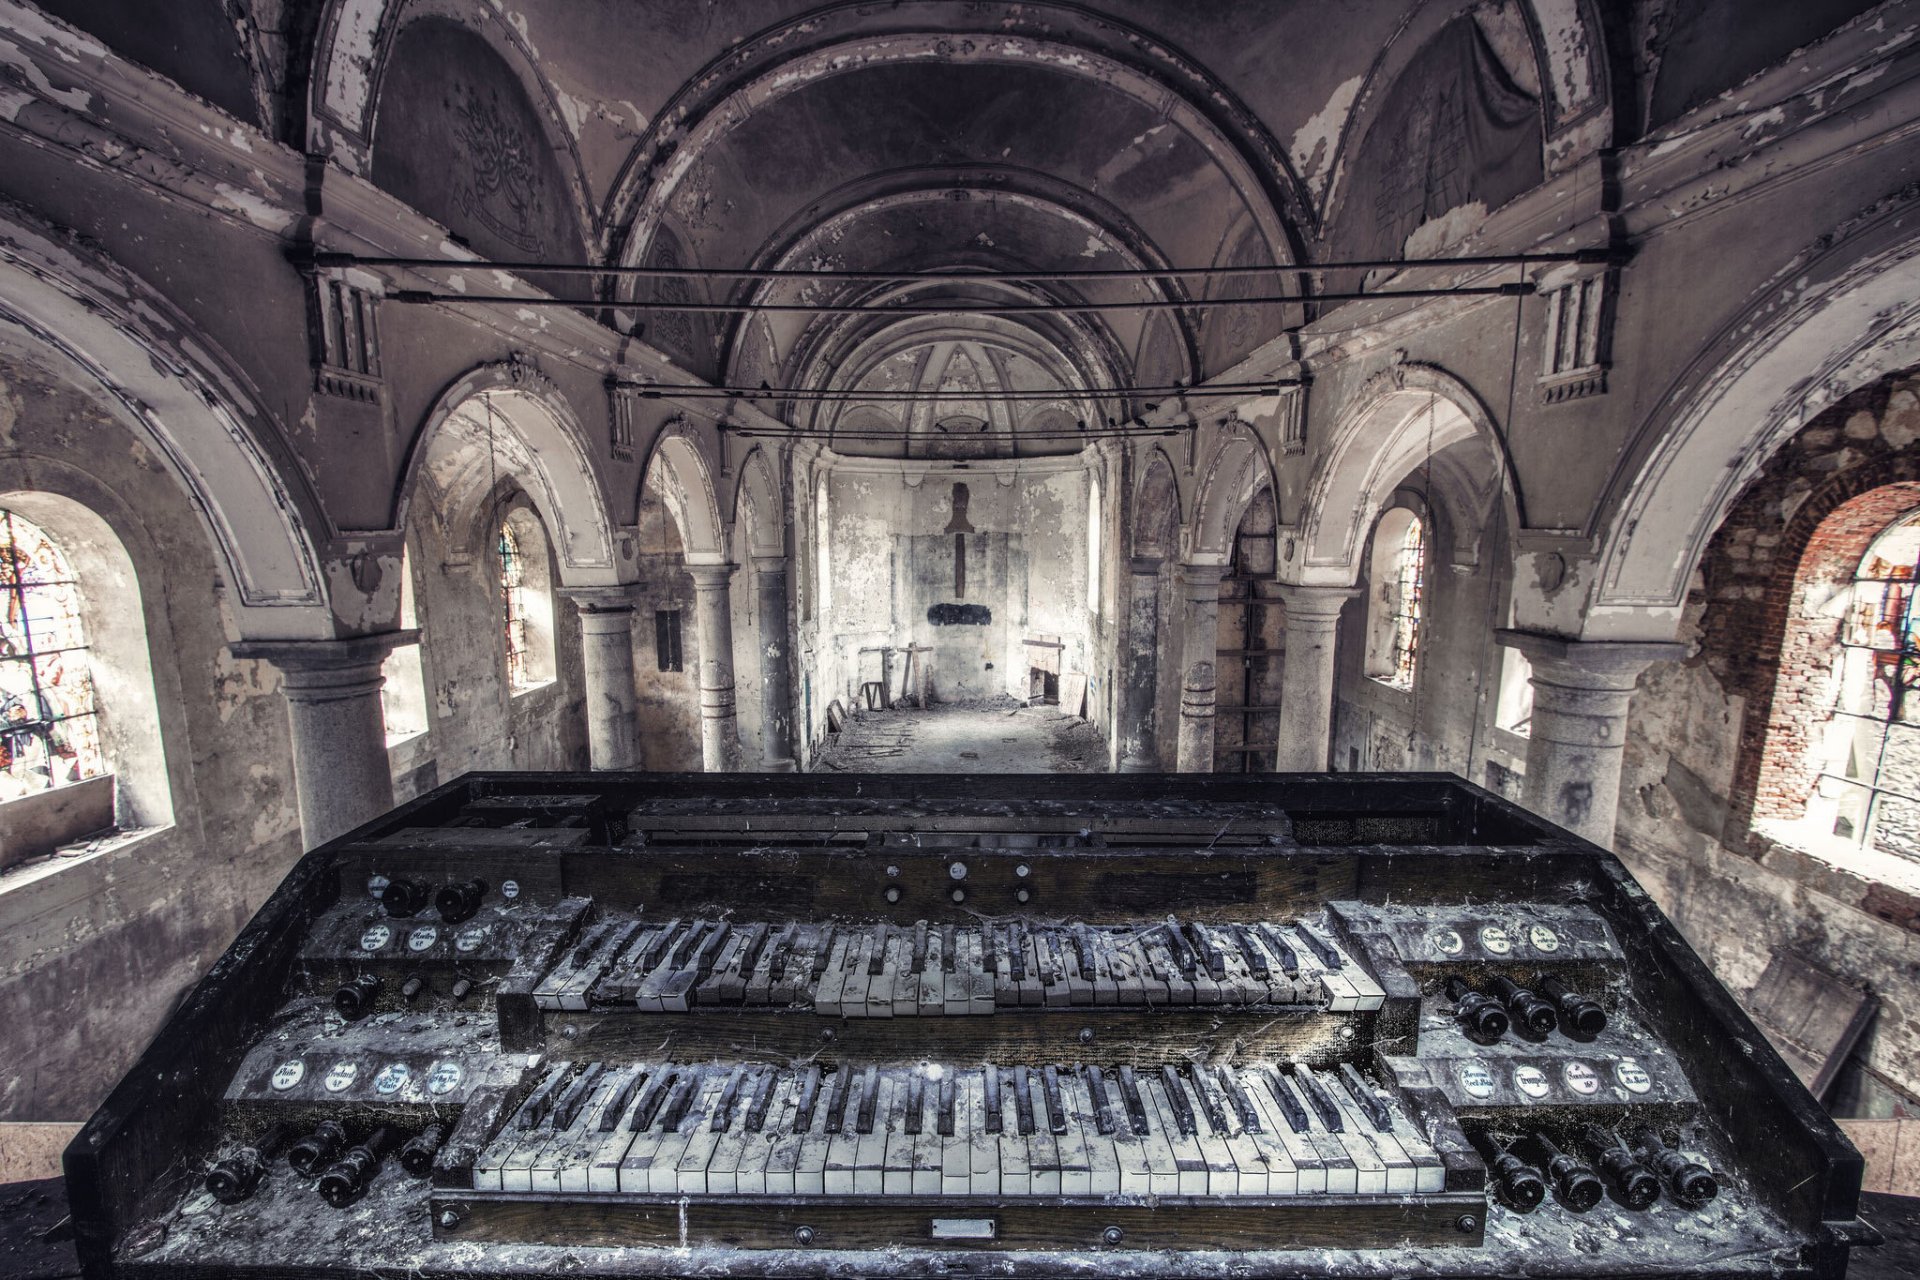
[{"xmin": 64, "ymin": 772, "xmax": 1877, "ymax": 1277}]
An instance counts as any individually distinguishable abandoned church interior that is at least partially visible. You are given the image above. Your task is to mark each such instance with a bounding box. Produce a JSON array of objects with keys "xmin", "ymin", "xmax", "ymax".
[{"xmin": 3, "ymin": 0, "xmax": 1920, "ymax": 1271}]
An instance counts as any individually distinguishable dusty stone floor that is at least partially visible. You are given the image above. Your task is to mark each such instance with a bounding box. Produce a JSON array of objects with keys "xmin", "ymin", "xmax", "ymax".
[{"xmin": 815, "ymin": 695, "xmax": 1108, "ymax": 773}]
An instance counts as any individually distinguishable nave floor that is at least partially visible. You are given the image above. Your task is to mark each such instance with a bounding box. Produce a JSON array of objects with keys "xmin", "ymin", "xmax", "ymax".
[{"xmin": 815, "ymin": 697, "xmax": 1107, "ymax": 773}]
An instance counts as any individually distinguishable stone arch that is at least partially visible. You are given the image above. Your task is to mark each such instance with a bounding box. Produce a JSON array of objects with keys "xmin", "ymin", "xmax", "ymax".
[
  {"xmin": 732, "ymin": 446, "xmax": 784, "ymax": 560},
  {"xmin": 0, "ymin": 212, "xmax": 330, "ymax": 639},
  {"xmin": 1594, "ymin": 200, "xmax": 1920, "ymax": 639},
  {"xmin": 1187, "ymin": 423, "xmax": 1280, "ymax": 565},
  {"xmin": 1296, "ymin": 363, "xmax": 1521, "ymax": 586},
  {"xmin": 1133, "ymin": 446, "xmax": 1183, "ymax": 561},
  {"xmin": 600, "ymin": 5, "xmax": 1307, "ymax": 268},
  {"xmin": 641, "ymin": 417, "xmax": 726, "ymax": 565},
  {"xmin": 396, "ymin": 358, "xmax": 618, "ymax": 586}
]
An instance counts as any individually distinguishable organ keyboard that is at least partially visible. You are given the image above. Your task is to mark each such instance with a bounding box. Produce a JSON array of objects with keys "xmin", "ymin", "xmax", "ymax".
[{"xmin": 65, "ymin": 772, "xmax": 1875, "ymax": 1277}]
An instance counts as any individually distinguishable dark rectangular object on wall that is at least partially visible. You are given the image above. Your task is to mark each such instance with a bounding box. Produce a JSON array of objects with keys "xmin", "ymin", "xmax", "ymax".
[
  {"xmin": 63, "ymin": 771, "xmax": 1871, "ymax": 1279},
  {"xmin": 654, "ymin": 609, "xmax": 683, "ymax": 672}
]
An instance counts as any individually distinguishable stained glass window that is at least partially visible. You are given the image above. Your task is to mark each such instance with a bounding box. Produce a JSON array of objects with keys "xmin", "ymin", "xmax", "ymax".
[
  {"xmin": 1384, "ymin": 514, "xmax": 1427, "ymax": 690},
  {"xmin": 0, "ymin": 510, "xmax": 105, "ymax": 801},
  {"xmin": 499, "ymin": 522, "xmax": 531, "ymax": 690}
]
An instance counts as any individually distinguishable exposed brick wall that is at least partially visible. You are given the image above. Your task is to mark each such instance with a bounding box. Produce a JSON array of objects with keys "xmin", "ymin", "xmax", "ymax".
[{"xmin": 1699, "ymin": 370, "xmax": 1920, "ymax": 847}]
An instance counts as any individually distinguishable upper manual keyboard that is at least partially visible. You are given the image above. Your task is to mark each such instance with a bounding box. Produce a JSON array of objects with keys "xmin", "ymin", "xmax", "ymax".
[{"xmin": 531, "ymin": 916, "xmax": 1386, "ymax": 1015}]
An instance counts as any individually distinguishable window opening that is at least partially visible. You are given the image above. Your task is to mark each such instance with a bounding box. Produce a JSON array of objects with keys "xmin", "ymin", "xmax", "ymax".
[
  {"xmin": 1814, "ymin": 512, "xmax": 1920, "ymax": 858},
  {"xmin": 0, "ymin": 510, "xmax": 105, "ymax": 800},
  {"xmin": 1387, "ymin": 516, "xmax": 1427, "ymax": 688},
  {"xmin": 499, "ymin": 521, "xmax": 531, "ymax": 690}
]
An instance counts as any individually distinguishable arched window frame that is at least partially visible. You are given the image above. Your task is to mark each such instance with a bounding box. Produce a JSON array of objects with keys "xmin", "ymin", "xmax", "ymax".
[
  {"xmin": 498, "ymin": 506, "xmax": 557, "ymax": 693},
  {"xmin": 1365, "ymin": 507, "xmax": 1428, "ymax": 690},
  {"xmin": 0, "ymin": 495, "xmax": 171, "ymax": 870}
]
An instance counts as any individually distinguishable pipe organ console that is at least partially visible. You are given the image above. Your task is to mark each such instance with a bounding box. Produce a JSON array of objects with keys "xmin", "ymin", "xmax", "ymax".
[{"xmin": 65, "ymin": 773, "xmax": 1876, "ymax": 1277}]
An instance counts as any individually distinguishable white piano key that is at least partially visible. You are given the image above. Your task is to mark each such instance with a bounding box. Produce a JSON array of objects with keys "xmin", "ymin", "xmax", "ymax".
[
  {"xmin": 1205, "ymin": 1072, "xmax": 1268, "ymax": 1196},
  {"xmin": 965, "ymin": 930, "xmax": 996, "ymax": 1015},
  {"xmin": 991, "ymin": 927, "xmax": 1017, "ymax": 1007},
  {"xmin": 1076, "ymin": 1070, "xmax": 1122, "ymax": 1196},
  {"xmin": 534, "ymin": 1066, "xmax": 613, "ymax": 1191},
  {"xmin": 1024, "ymin": 1069, "xmax": 1061, "ymax": 1195},
  {"xmin": 1064, "ymin": 929, "xmax": 1096, "ymax": 1006},
  {"xmin": 1236, "ymin": 1068, "xmax": 1301, "ymax": 1196},
  {"xmin": 668, "ymin": 1073, "xmax": 728, "ymax": 1194},
  {"xmin": 1142, "ymin": 1072, "xmax": 1206, "ymax": 1195},
  {"xmin": 894, "ymin": 927, "xmax": 922, "ymax": 1016},
  {"xmin": 1178, "ymin": 1069, "xmax": 1239, "ymax": 1195},
  {"xmin": 883, "ymin": 1071, "xmax": 916, "ymax": 1196},
  {"xmin": 853, "ymin": 1070, "xmax": 890, "ymax": 1194},
  {"xmin": 911, "ymin": 1070, "xmax": 943, "ymax": 1195},
  {"xmin": 991, "ymin": 1070, "xmax": 1030, "ymax": 1196},
  {"xmin": 764, "ymin": 1072, "xmax": 809, "ymax": 1195},
  {"xmin": 1285, "ymin": 1068, "xmax": 1361, "ymax": 1194},
  {"xmin": 793, "ymin": 1072, "xmax": 832, "ymax": 1195},
  {"xmin": 1334, "ymin": 1069, "xmax": 1419, "ymax": 1194},
  {"xmin": 1054, "ymin": 1070, "xmax": 1092, "ymax": 1195},
  {"xmin": 864, "ymin": 932, "xmax": 899, "ymax": 1019},
  {"xmin": 815, "ymin": 932, "xmax": 851, "ymax": 1017},
  {"xmin": 637, "ymin": 1071, "xmax": 699, "ymax": 1193},
  {"xmin": 942, "ymin": 927, "xmax": 970, "ymax": 1017},
  {"xmin": 1089, "ymin": 930, "xmax": 1120, "ymax": 1006},
  {"xmin": 939, "ymin": 1072, "xmax": 970, "ymax": 1194},
  {"xmin": 918, "ymin": 928, "xmax": 945, "ymax": 1016},
  {"xmin": 965, "ymin": 1072, "xmax": 998, "ymax": 1196}
]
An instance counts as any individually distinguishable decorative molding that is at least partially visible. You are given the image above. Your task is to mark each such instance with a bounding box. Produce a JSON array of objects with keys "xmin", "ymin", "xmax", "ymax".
[{"xmin": 1538, "ymin": 271, "xmax": 1614, "ymax": 404}]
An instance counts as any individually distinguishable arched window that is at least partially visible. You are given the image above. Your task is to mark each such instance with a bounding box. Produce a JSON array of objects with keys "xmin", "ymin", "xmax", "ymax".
[
  {"xmin": 1365, "ymin": 509, "xmax": 1427, "ymax": 690},
  {"xmin": 1087, "ymin": 473, "xmax": 1102, "ymax": 615},
  {"xmin": 1805, "ymin": 512, "xmax": 1920, "ymax": 857},
  {"xmin": 814, "ymin": 474, "xmax": 833, "ymax": 620},
  {"xmin": 498, "ymin": 508, "xmax": 556, "ymax": 691},
  {"xmin": 381, "ymin": 547, "xmax": 427, "ymax": 745},
  {"xmin": 0, "ymin": 510, "xmax": 104, "ymax": 798}
]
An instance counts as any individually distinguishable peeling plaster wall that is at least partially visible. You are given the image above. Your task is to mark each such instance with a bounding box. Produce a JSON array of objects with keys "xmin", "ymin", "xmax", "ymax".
[
  {"xmin": 631, "ymin": 489, "xmax": 702, "ymax": 771},
  {"xmin": 0, "ymin": 349, "xmax": 302, "ymax": 1121},
  {"xmin": 1616, "ymin": 372, "xmax": 1920, "ymax": 1103}
]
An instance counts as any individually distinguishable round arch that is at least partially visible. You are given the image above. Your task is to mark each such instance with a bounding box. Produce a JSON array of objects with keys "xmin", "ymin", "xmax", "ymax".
[
  {"xmin": 641, "ymin": 418, "xmax": 727, "ymax": 565},
  {"xmin": 1594, "ymin": 208, "xmax": 1920, "ymax": 639},
  {"xmin": 732, "ymin": 446, "xmax": 785, "ymax": 560},
  {"xmin": 1295, "ymin": 363, "xmax": 1521, "ymax": 586},
  {"xmin": 1187, "ymin": 422, "xmax": 1281, "ymax": 565},
  {"xmin": 600, "ymin": 6, "xmax": 1306, "ymax": 269},
  {"xmin": 396, "ymin": 359, "xmax": 618, "ymax": 586},
  {"xmin": 1133, "ymin": 446, "xmax": 1184, "ymax": 561},
  {"xmin": 0, "ymin": 213, "xmax": 330, "ymax": 640}
]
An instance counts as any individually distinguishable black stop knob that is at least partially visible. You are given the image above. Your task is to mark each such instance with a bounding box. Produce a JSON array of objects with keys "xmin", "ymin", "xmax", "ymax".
[
  {"xmin": 1540, "ymin": 975, "xmax": 1608, "ymax": 1037},
  {"xmin": 206, "ymin": 1146, "xmax": 266, "ymax": 1204},
  {"xmin": 1586, "ymin": 1127, "xmax": 1661, "ymax": 1210},
  {"xmin": 381, "ymin": 877, "xmax": 431, "ymax": 918},
  {"xmin": 332, "ymin": 973, "xmax": 380, "ymax": 1020},
  {"xmin": 288, "ymin": 1120, "xmax": 347, "ymax": 1177},
  {"xmin": 1444, "ymin": 978, "xmax": 1510, "ymax": 1042},
  {"xmin": 316, "ymin": 1127, "xmax": 397, "ymax": 1208},
  {"xmin": 1491, "ymin": 975, "xmax": 1559, "ymax": 1037},
  {"xmin": 1538, "ymin": 1134, "xmax": 1604, "ymax": 1213},
  {"xmin": 1642, "ymin": 1133, "xmax": 1719, "ymax": 1207},
  {"xmin": 1489, "ymin": 1150, "xmax": 1546, "ymax": 1211},
  {"xmin": 434, "ymin": 878, "xmax": 487, "ymax": 923},
  {"xmin": 399, "ymin": 1124, "xmax": 447, "ymax": 1178}
]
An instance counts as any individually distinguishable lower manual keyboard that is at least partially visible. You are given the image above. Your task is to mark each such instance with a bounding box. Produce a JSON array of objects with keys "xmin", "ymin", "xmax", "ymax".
[{"xmin": 470, "ymin": 1058, "xmax": 1444, "ymax": 1199}]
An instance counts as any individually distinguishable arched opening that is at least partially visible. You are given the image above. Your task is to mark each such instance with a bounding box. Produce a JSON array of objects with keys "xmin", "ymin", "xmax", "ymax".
[
  {"xmin": 1214, "ymin": 485, "xmax": 1283, "ymax": 773},
  {"xmin": 380, "ymin": 547, "xmax": 427, "ymax": 746},
  {"xmin": 0, "ymin": 495, "xmax": 171, "ymax": 867},
  {"xmin": 499, "ymin": 509, "xmax": 557, "ymax": 692},
  {"xmin": 1365, "ymin": 509, "xmax": 1429, "ymax": 690}
]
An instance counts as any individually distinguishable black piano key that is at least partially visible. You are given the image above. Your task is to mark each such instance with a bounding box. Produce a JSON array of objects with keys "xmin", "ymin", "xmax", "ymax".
[
  {"xmin": 983, "ymin": 1066, "xmax": 1003, "ymax": 1134},
  {"xmin": 1008, "ymin": 925, "xmax": 1027, "ymax": 981},
  {"xmin": 938, "ymin": 1072, "xmax": 957, "ymax": 1137},
  {"xmin": 1086, "ymin": 1066, "xmax": 1116, "ymax": 1136},
  {"xmin": 942, "ymin": 924, "xmax": 958, "ymax": 974},
  {"xmin": 1258, "ymin": 924, "xmax": 1299, "ymax": 975},
  {"xmin": 1338, "ymin": 1063, "xmax": 1392, "ymax": 1132},
  {"xmin": 1117, "ymin": 1066, "xmax": 1151, "ymax": 1136},
  {"xmin": 1187, "ymin": 1065, "xmax": 1229, "ymax": 1135},
  {"xmin": 765, "ymin": 921, "xmax": 796, "ymax": 972},
  {"xmin": 793, "ymin": 1066, "xmax": 823, "ymax": 1131},
  {"xmin": 1014, "ymin": 1067, "xmax": 1036, "ymax": 1135},
  {"xmin": 639, "ymin": 918, "xmax": 681, "ymax": 970},
  {"xmin": 692, "ymin": 922, "xmax": 732, "ymax": 979},
  {"xmin": 1295, "ymin": 922, "xmax": 1344, "ymax": 970},
  {"xmin": 1292, "ymin": 1066, "xmax": 1345, "ymax": 1133},
  {"xmin": 1041, "ymin": 1065, "xmax": 1069, "ymax": 1135},
  {"xmin": 811, "ymin": 926, "xmax": 837, "ymax": 979},
  {"xmin": 1188, "ymin": 923, "xmax": 1226, "ymax": 980},
  {"xmin": 664, "ymin": 920, "xmax": 706, "ymax": 971},
  {"xmin": 1218, "ymin": 1065, "xmax": 1262, "ymax": 1133},
  {"xmin": 1162, "ymin": 916, "xmax": 1197, "ymax": 977},
  {"xmin": 552, "ymin": 1063, "xmax": 605, "ymax": 1130},
  {"xmin": 1231, "ymin": 924, "xmax": 1270, "ymax": 979},
  {"xmin": 912, "ymin": 921, "xmax": 929, "ymax": 974},
  {"xmin": 519, "ymin": 1064, "xmax": 572, "ymax": 1129},
  {"xmin": 856, "ymin": 1066, "xmax": 880, "ymax": 1134},
  {"xmin": 1264, "ymin": 1068, "xmax": 1310, "ymax": 1133},
  {"xmin": 599, "ymin": 1068, "xmax": 646, "ymax": 1131},
  {"xmin": 744, "ymin": 1067, "xmax": 778, "ymax": 1132},
  {"xmin": 660, "ymin": 1070, "xmax": 701, "ymax": 1131},
  {"xmin": 1073, "ymin": 925, "xmax": 1097, "ymax": 978},
  {"xmin": 905, "ymin": 1071, "xmax": 925, "ymax": 1135},
  {"xmin": 629, "ymin": 1069, "xmax": 675, "ymax": 1131},
  {"xmin": 867, "ymin": 923, "xmax": 889, "ymax": 976},
  {"xmin": 734, "ymin": 922, "xmax": 770, "ymax": 976},
  {"xmin": 1158, "ymin": 1066, "xmax": 1197, "ymax": 1136},
  {"xmin": 824, "ymin": 1068, "xmax": 854, "ymax": 1134},
  {"xmin": 711, "ymin": 1064, "xmax": 748, "ymax": 1132}
]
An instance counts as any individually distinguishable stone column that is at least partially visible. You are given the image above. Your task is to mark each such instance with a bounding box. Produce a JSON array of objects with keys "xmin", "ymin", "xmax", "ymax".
[
  {"xmin": 687, "ymin": 562, "xmax": 744, "ymax": 772},
  {"xmin": 754, "ymin": 554, "xmax": 798, "ymax": 772},
  {"xmin": 1496, "ymin": 631, "xmax": 1686, "ymax": 847},
  {"xmin": 1118, "ymin": 555, "xmax": 1163, "ymax": 772},
  {"xmin": 1274, "ymin": 584, "xmax": 1357, "ymax": 772},
  {"xmin": 562, "ymin": 588, "xmax": 641, "ymax": 770},
  {"xmin": 231, "ymin": 632, "xmax": 416, "ymax": 848},
  {"xmin": 1175, "ymin": 563, "xmax": 1224, "ymax": 773}
]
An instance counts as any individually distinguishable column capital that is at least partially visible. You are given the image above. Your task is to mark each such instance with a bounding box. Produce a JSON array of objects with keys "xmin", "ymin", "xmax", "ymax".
[
  {"xmin": 1495, "ymin": 630, "xmax": 1687, "ymax": 690},
  {"xmin": 559, "ymin": 584, "xmax": 642, "ymax": 616},
  {"xmin": 685, "ymin": 561, "xmax": 740, "ymax": 590},
  {"xmin": 1128, "ymin": 554, "xmax": 1164, "ymax": 577},
  {"xmin": 1275, "ymin": 582, "xmax": 1360, "ymax": 623},
  {"xmin": 231, "ymin": 631, "xmax": 418, "ymax": 702},
  {"xmin": 1179, "ymin": 561, "xmax": 1226, "ymax": 602},
  {"xmin": 752, "ymin": 553, "xmax": 790, "ymax": 577}
]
